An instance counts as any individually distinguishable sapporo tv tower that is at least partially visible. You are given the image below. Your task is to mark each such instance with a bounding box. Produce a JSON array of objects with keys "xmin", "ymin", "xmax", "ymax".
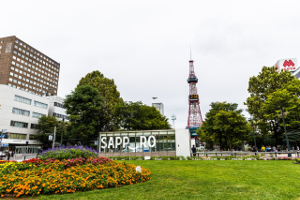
[{"xmin": 186, "ymin": 52, "xmax": 203, "ymax": 136}]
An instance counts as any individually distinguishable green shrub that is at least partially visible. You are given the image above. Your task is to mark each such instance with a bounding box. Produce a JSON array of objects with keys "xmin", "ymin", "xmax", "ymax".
[{"xmin": 39, "ymin": 146, "xmax": 98, "ymax": 160}]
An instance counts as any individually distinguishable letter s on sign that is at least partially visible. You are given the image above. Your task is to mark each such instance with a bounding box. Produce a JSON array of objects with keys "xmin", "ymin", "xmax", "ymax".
[{"xmin": 101, "ymin": 137, "xmax": 107, "ymax": 148}]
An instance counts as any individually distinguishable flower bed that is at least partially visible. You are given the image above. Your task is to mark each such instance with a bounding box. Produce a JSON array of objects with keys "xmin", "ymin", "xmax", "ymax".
[
  {"xmin": 0, "ymin": 157, "xmax": 151, "ymax": 198},
  {"xmin": 39, "ymin": 146, "xmax": 98, "ymax": 160}
]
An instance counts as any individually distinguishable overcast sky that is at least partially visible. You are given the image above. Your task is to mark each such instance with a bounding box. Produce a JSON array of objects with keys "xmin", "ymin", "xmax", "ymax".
[{"xmin": 1, "ymin": 0, "xmax": 300, "ymax": 129}]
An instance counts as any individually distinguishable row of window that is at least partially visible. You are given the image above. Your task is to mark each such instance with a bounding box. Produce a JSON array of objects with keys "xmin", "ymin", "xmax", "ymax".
[
  {"xmin": 11, "ymin": 61, "xmax": 58, "ymax": 90},
  {"xmin": 53, "ymin": 112, "xmax": 68, "ymax": 120},
  {"xmin": 8, "ymin": 76, "xmax": 56, "ymax": 93},
  {"xmin": 15, "ymin": 39, "xmax": 59, "ymax": 69},
  {"xmin": 12, "ymin": 54, "xmax": 59, "ymax": 79},
  {"xmin": 12, "ymin": 107, "xmax": 45, "ymax": 118},
  {"xmin": 14, "ymin": 95, "xmax": 48, "ymax": 109},
  {"xmin": 54, "ymin": 102, "xmax": 63, "ymax": 108},
  {"xmin": 8, "ymin": 83, "xmax": 45, "ymax": 96},
  {"xmin": 10, "ymin": 120, "xmax": 39, "ymax": 130},
  {"xmin": 11, "ymin": 62, "xmax": 58, "ymax": 85},
  {"xmin": 1, "ymin": 131, "xmax": 38, "ymax": 140}
]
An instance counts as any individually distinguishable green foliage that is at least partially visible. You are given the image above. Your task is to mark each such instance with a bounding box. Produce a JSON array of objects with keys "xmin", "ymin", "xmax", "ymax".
[
  {"xmin": 245, "ymin": 66, "xmax": 299, "ymax": 143},
  {"xmin": 36, "ymin": 115, "xmax": 64, "ymax": 148},
  {"xmin": 38, "ymin": 146, "xmax": 98, "ymax": 160},
  {"xmin": 64, "ymin": 84, "xmax": 104, "ymax": 145},
  {"xmin": 263, "ymin": 79, "xmax": 300, "ymax": 130},
  {"xmin": 114, "ymin": 101, "xmax": 171, "ymax": 130},
  {"xmin": 197, "ymin": 101, "xmax": 250, "ymax": 150},
  {"xmin": 77, "ymin": 70, "xmax": 123, "ymax": 131}
]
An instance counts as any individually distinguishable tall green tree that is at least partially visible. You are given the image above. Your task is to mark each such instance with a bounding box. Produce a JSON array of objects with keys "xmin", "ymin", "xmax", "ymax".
[
  {"xmin": 246, "ymin": 66, "xmax": 300, "ymax": 144},
  {"xmin": 114, "ymin": 101, "xmax": 171, "ymax": 130},
  {"xmin": 245, "ymin": 66, "xmax": 295, "ymax": 137},
  {"xmin": 64, "ymin": 84, "xmax": 104, "ymax": 145},
  {"xmin": 197, "ymin": 102, "xmax": 250, "ymax": 150},
  {"xmin": 77, "ymin": 71, "xmax": 123, "ymax": 131}
]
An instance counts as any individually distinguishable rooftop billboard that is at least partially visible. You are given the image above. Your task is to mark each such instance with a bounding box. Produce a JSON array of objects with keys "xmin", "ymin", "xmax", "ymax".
[{"xmin": 275, "ymin": 58, "xmax": 298, "ymax": 72}]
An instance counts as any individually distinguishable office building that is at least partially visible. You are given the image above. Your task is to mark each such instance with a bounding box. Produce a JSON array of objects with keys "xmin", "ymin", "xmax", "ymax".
[
  {"xmin": 0, "ymin": 36, "xmax": 60, "ymax": 96},
  {"xmin": 0, "ymin": 84, "xmax": 49, "ymax": 147},
  {"xmin": 152, "ymin": 103, "xmax": 164, "ymax": 115}
]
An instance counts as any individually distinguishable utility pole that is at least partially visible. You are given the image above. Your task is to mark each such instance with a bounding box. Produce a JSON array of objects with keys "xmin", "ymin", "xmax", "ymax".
[
  {"xmin": 60, "ymin": 119, "xmax": 65, "ymax": 145},
  {"xmin": 53, "ymin": 126, "xmax": 56, "ymax": 148}
]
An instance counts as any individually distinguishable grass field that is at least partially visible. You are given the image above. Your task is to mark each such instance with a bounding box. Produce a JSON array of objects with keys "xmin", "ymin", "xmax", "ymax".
[{"xmin": 35, "ymin": 160, "xmax": 300, "ymax": 200}]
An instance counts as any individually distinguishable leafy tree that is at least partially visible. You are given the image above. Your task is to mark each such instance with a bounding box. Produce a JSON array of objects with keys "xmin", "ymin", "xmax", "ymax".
[
  {"xmin": 245, "ymin": 66, "xmax": 297, "ymax": 142},
  {"xmin": 77, "ymin": 71, "xmax": 123, "ymax": 131},
  {"xmin": 197, "ymin": 102, "xmax": 250, "ymax": 150},
  {"xmin": 64, "ymin": 84, "xmax": 104, "ymax": 145},
  {"xmin": 263, "ymin": 79, "xmax": 300, "ymax": 129},
  {"xmin": 114, "ymin": 101, "xmax": 171, "ymax": 130},
  {"xmin": 36, "ymin": 115, "xmax": 63, "ymax": 148}
]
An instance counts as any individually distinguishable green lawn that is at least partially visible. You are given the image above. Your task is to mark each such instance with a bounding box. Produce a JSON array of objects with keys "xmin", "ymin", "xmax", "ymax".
[{"xmin": 37, "ymin": 160, "xmax": 300, "ymax": 200}]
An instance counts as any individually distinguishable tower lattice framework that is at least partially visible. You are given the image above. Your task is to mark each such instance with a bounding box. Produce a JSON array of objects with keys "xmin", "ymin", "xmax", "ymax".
[{"xmin": 186, "ymin": 60, "xmax": 203, "ymax": 128}]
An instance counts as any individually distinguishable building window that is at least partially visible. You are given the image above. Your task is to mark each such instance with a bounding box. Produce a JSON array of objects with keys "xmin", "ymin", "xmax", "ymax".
[
  {"xmin": 14, "ymin": 95, "xmax": 31, "ymax": 104},
  {"xmin": 33, "ymin": 101, "xmax": 48, "ymax": 109},
  {"xmin": 10, "ymin": 120, "xmax": 28, "ymax": 128},
  {"xmin": 53, "ymin": 112, "xmax": 68, "ymax": 119},
  {"xmin": 54, "ymin": 102, "xmax": 63, "ymax": 108},
  {"xmin": 12, "ymin": 107, "xmax": 30, "ymax": 116},
  {"xmin": 30, "ymin": 124, "xmax": 38, "ymax": 129},
  {"xmin": 32, "ymin": 112, "xmax": 45, "ymax": 118},
  {"xmin": 29, "ymin": 135, "xmax": 37, "ymax": 140},
  {"xmin": 9, "ymin": 133, "xmax": 27, "ymax": 139}
]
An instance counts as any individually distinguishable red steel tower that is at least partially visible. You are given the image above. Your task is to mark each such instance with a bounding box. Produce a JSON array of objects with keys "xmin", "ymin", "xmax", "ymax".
[{"xmin": 186, "ymin": 59, "xmax": 203, "ymax": 129}]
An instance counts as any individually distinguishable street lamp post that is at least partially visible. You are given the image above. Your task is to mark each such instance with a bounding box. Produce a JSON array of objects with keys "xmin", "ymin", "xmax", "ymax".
[
  {"xmin": 251, "ymin": 121, "xmax": 257, "ymax": 153},
  {"xmin": 280, "ymin": 107, "xmax": 291, "ymax": 157},
  {"xmin": 60, "ymin": 118, "xmax": 65, "ymax": 146}
]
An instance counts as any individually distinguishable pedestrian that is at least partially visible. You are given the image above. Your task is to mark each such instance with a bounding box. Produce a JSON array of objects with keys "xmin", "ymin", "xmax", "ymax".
[
  {"xmin": 272, "ymin": 146, "xmax": 276, "ymax": 152},
  {"xmin": 297, "ymin": 146, "xmax": 299, "ymax": 151},
  {"xmin": 191, "ymin": 145, "xmax": 196, "ymax": 157},
  {"xmin": 261, "ymin": 145, "xmax": 266, "ymax": 152},
  {"xmin": 7, "ymin": 151, "xmax": 11, "ymax": 161}
]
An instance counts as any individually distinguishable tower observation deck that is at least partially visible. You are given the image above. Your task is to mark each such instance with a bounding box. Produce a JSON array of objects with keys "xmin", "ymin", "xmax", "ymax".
[{"xmin": 186, "ymin": 60, "xmax": 203, "ymax": 135}]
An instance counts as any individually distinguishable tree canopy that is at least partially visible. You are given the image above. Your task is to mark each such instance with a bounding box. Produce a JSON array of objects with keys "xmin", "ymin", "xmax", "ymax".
[
  {"xmin": 77, "ymin": 70, "xmax": 123, "ymax": 131},
  {"xmin": 245, "ymin": 66, "xmax": 300, "ymax": 145},
  {"xmin": 114, "ymin": 101, "xmax": 171, "ymax": 130},
  {"xmin": 64, "ymin": 84, "xmax": 104, "ymax": 145},
  {"xmin": 196, "ymin": 102, "xmax": 250, "ymax": 150}
]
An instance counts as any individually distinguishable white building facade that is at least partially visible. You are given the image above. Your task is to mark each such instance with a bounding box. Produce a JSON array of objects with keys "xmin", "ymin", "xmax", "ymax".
[
  {"xmin": 0, "ymin": 84, "xmax": 48, "ymax": 147},
  {"xmin": 46, "ymin": 96, "xmax": 68, "ymax": 120},
  {"xmin": 152, "ymin": 102, "xmax": 164, "ymax": 115}
]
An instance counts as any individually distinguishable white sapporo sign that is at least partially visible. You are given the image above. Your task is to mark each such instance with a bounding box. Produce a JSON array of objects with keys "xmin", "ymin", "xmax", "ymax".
[{"xmin": 101, "ymin": 136, "xmax": 156, "ymax": 150}]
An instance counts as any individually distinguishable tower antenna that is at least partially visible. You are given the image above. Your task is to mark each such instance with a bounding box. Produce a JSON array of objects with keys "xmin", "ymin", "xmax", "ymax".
[
  {"xmin": 186, "ymin": 56, "xmax": 203, "ymax": 136},
  {"xmin": 189, "ymin": 45, "xmax": 192, "ymax": 60}
]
